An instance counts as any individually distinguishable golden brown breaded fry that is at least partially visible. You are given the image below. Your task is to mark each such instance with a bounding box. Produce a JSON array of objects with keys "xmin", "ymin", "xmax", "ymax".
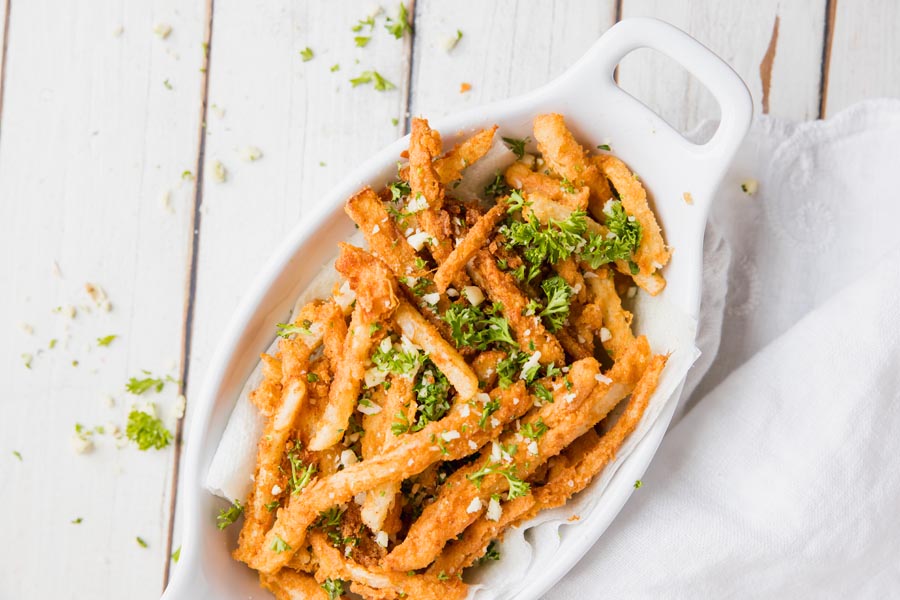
[
  {"xmin": 310, "ymin": 532, "xmax": 467, "ymax": 600},
  {"xmin": 250, "ymin": 383, "xmax": 531, "ymax": 573},
  {"xmin": 250, "ymin": 353, "xmax": 283, "ymax": 417},
  {"xmin": 385, "ymin": 359, "xmax": 601, "ymax": 571},
  {"xmin": 532, "ymin": 113, "xmax": 612, "ymax": 215},
  {"xmin": 584, "ymin": 267, "xmax": 635, "ymax": 359},
  {"xmin": 410, "ymin": 118, "xmax": 454, "ymax": 264},
  {"xmin": 471, "ymin": 349, "xmax": 506, "ymax": 390},
  {"xmin": 394, "ymin": 299, "xmax": 479, "ymax": 400},
  {"xmin": 556, "ymin": 327, "xmax": 593, "ymax": 360},
  {"xmin": 260, "ymin": 569, "xmax": 331, "ymax": 600},
  {"xmin": 468, "ymin": 250, "xmax": 565, "ymax": 365},
  {"xmin": 234, "ymin": 376, "xmax": 308, "ymax": 565},
  {"xmin": 308, "ymin": 246, "xmax": 400, "ymax": 451},
  {"xmin": 434, "ymin": 203, "xmax": 507, "ymax": 293},
  {"xmin": 434, "ymin": 126, "xmax": 498, "ymax": 184},
  {"xmin": 594, "ymin": 154, "xmax": 669, "ymax": 294},
  {"xmin": 504, "ymin": 161, "xmax": 590, "ymax": 211}
]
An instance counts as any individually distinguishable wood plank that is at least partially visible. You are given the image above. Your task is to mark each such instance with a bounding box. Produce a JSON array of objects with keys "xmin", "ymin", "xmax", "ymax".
[
  {"xmin": 0, "ymin": 1, "xmax": 207, "ymax": 598},
  {"xmin": 618, "ymin": 1, "xmax": 826, "ymax": 133},
  {"xmin": 409, "ymin": 0, "xmax": 617, "ymax": 117},
  {"xmin": 172, "ymin": 0, "xmax": 414, "ymax": 556},
  {"xmin": 824, "ymin": 0, "xmax": 900, "ymax": 116}
]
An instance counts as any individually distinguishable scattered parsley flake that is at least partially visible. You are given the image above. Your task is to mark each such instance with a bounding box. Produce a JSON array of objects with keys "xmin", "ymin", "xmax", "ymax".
[
  {"xmin": 125, "ymin": 371, "xmax": 172, "ymax": 395},
  {"xmin": 181, "ymin": 170, "xmax": 194, "ymax": 180},
  {"xmin": 172, "ymin": 546, "xmax": 181, "ymax": 563},
  {"xmin": 271, "ymin": 534, "xmax": 291, "ymax": 553},
  {"xmin": 12, "ymin": 450, "xmax": 22, "ymax": 461},
  {"xmin": 634, "ymin": 479, "xmax": 643, "ymax": 489},
  {"xmin": 321, "ymin": 578, "xmax": 346, "ymax": 600},
  {"xmin": 475, "ymin": 540, "xmax": 501, "ymax": 564},
  {"xmin": 285, "ymin": 446, "xmax": 317, "ymax": 494},
  {"xmin": 97, "ymin": 334, "xmax": 117, "ymax": 347},
  {"xmin": 468, "ymin": 462, "xmax": 530, "ymax": 500},
  {"xmin": 520, "ymin": 418, "xmax": 549, "ymax": 441},
  {"xmin": 300, "ymin": 47, "xmax": 314, "ymax": 62},
  {"xmin": 502, "ymin": 136, "xmax": 529, "ymax": 159},
  {"xmin": 392, "ymin": 117, "xmax": 399, "ymax": 126},
  {"xmin": 385, "ymin": 3, "xmax": 412, "ymax": 39},
  {"xmin": 306, "ymin": 372, "xmax": 319, "ymax": 383},
  {"xmin": 217, "ymin": 499, "xmax": 244, "ymax": 530},
  {"xmin": 126, "ymin": 408, "xmax": 173, "ymax": 450},
  {"xmin": 163, "ymin": 79, "xmax": 173, "ymax": 90},
  {"xmin": 597, "ymin": 144, "xmax": 611, "ymax": 151},
  {"xmin": 484, "ymin": 171, "xmax": 512, "ymax": 199},
  {"xmin": 538, "ymin": 276, "xmax": 573, "ymax": 332},
  {"xmin": 355, "ymin": 36, "xmax": 371, "ymax": 47},
  {"xmin": 277, "ymin": 320, "xmax": 312, "ymax": 339},
  {"xmin": 71, "ymin": 517, "xmax": 83, "ymax": 524},
  {"xmin": 351, "ymin": 16, "xmax": 375, "ymax": 32},
  {"xmin": 21, "ymin": 353, "xmax": 33, "ymax": 369},
  {"xmin": 136, "ymin": 537, "xmax": 148, "ymax": 548},
  {"xmin": 330, "ymin": 63, "xmax": 340, "ymax": 72}
]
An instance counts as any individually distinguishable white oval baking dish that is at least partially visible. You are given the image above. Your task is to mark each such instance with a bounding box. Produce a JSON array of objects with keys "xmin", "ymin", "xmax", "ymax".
[{"xmin": 162, "ymin": 17, "xmax": 751, "ymax": 600}]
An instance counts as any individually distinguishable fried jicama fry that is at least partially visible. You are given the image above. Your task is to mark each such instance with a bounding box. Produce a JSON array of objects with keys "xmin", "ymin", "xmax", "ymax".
[
  {"xmin": 250, "ymin": 383, "xmax": 531, "ymax": 573},
  {"xmin": 433, "ymin": 125, "xmax": 498, "ymax": 184},
  {"xmin": 584, "ymin": 267, "xmax": 635, "ymax": 359},
  {"xmin": 250, "ymin": 353, "xmax": 283, "ymax": 417},
  {"xmin": 385, "ymin": 359, "xmax": 604, "ymax": 571},
  {"xmin": 532, "ymin": 113, "xmax": 612, "ymax": 215},
  {"xmin": 308, "ymin": 245, "xmax": 400, "ymax": 451},
  {"xmin": 409, "ymin": 118, "xmax": 453, "ymax": 265},
  {"xmin": 393, "ymin": 299, "xmax": 479, "ymax": 401},
  {"xmin": 594, "ymin": 154, "xmax": 669, "ymax": 294},
  {"xmin": 260, "ymin": 569, "xmax": 332, "ymax": 600},
  {"xmin": 234, "ymin": 374, "xmax": 309, "ymax": 564},
  {"xmin": 360, "ymin": 376, "xmax": 414, "ymax": 535},
  {"xmin": 434, "ymin": 202, "xmax": 507, "ymax": 293},
  {"xmin": 504, "ymin": 161, "xmax": 590, "ymax": 211},
  {"xmin": 467, "ymin": 250, "xmax": 565, "ymax": 365},
  {"xmin": 310, "ymin": 532, "xmax": 467, "ymax": 600}
]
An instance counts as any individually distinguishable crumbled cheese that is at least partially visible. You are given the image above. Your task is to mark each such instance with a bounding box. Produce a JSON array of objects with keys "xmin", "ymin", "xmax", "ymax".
[
  {"xmin": 490, "ymin": 417, "xmax": 500, "ymax": 428},
  {"xmin": 606, "ymin": 231, "xmax": 618, "ymax": 240},
  {"xmin": 602, "ymin": 199, "xmax": 616, "ymax": 216},
  {"xmin": 599, "ymin": 327, "xmax": 612, "ymax": 343},
  {"xmin": 153, "ymin": 23, "xmax": 172, "ymax": 39},
  {"xmin": 357, "ymin": 400, "xmax": 382, "ymax": 415},
  {"xmin": 160, "ymin": 190, "xmax": 174, "ymax": 214},
  {"xmin": 523, "ymin": 328, "xmax": 531, "ymax": 337},
  {"xmin": 174, "ymin": 394, "xmax": 186, "ymax": 419},
  {"xmin": 71, "ymin": 434, "xmax": 94, "ymax": 454},
  {"xmin": 271, "ymin": 484, "xmax": 283, "ymax": 495},
  {"xmin": 441, "ymin": 430, "xmax": 460, "ymax": 442},
  {"xmin": 458, "ymin": 403, "xmax": 471, "ymax": 417},
  {"xmin": 583, "ymin": 271, "xmax": 598, "ymax": 280},
  {"xmin": 462, "ymin": 286, "xmax": 484, "ymax": 306},
  {"xmin": 626, "ymin": 286, "xmax": 637, "ymax": 299},
  {"xmin": 406, "ymin": 230, "xmax": 433, "ymax": 251},
  {"xmin": 239, "ymin": 146, "xmax": 263, "ymax": 162},
  {"xmin": 375, "ymin": 530, "xmax": 389, "ymax": 547},
  {"xmin": 210, "ymin": 104, "xmax": 226, "ymax": 119},
  {"xmin": 520, "ymin": 351, "xmax": 542, "ymax": 379},
  {"xmin": 491, "ymin": 442, "xmax": 502, "ymax": 462},
  {"xmin": 682, "ymin": 191, "xmax": 694, "ymax": 205},
  {"xmin": 354, "ymin": 492, "xmax": 367, "ymax": 505},
  {"xmin": 572, "ymin": 283, "xmax": 582, "ymax": 294},
  {"xmin": 441, "ymin": 32, "xmax": 462, "ymax": 52},
  {"xmin": 651, "ymin": 261, "xmax": 664, "ymax": 271},
  {"xmin": 567, "ymin": 480, "xmax": 575, "ymax": 488},
  {"xmin": 340, "ymin": 450, "xmax": 359, "ymax": 468},
  {"xmin": 486, "ymin": 497, "xmax": 502, "ymax": 521},
  {"xmin": 446, "ymin": 287, "xmax": 459, "ymax": 298},
  {"xmin": 406, "ymin": 193, "xmax": 428, "ymax": 213},
  {"xmin": 334, "ymin": 280, "xmax": 356, "ymax": 310},
  {"xmin": 51, "ymin": 260, "xmax": 62, "ymax": 278},
  {"xmin": 18, "ymin": 322, "xmax": 34, "ymax": 335},
  {"xmin": 84, "ymin": 283, "xmax": 112, "ymax": 312},
  {"xmin": 422, "ymin": 292, "xmax": 440, "ymax": 305},
  {"xmin": 628, "ymin": 216, "xmax": 637, "ymax": 222},
  {"xmin": 211, "ymin": 160, "xmax": 227, "ymax": 183},
  {"xmin": 595, "ymin": 373, "xmax": 613, "ymax": 385},
  {"xmin": 475, "ymin": 392, "xmax": 491, "ymax": 405},
  {"xmin": 112, "ymin": 25, "xmax": 124, "ymax": 37},
  {"xmin": 562, "ymin": 392, "xmax": 577, "ymax": 404},
  {"xmin": 527, "ymin": 441, "xmax": 539, "ymax": 455},
  {"xmin": 577, "ymin": 335, "xmax": 586, "ymax": 343},
  {"xmin": 372, "ymin": 224, "xmax": 380, "ymax": 234},
  {"xmin": 520, "ymin": 154, "xmax": 536, "ymax": 168},
  {"xmin": 512, "ymin": 397, "xmax": 519, "ymax": 405},
  {"xmin": 468, "ymin": 440, "xmax": 478, "ymax": 450},
  {"xmin": 466, "ymin": 497, "xmax": 482, "ymax": 514},
  {"xmin": 408, "ymin": 458, "xmax": 414, "ymax": 466},
  {"xmin": 105, "ymin": 395, "xmax": 116, "ymax": 408}
]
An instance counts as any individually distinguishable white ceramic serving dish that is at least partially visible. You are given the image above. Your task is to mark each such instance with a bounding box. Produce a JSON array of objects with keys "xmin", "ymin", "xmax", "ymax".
[{"xmin": 162, "ymin": 17, "xmax": 751, "ymax": 600}]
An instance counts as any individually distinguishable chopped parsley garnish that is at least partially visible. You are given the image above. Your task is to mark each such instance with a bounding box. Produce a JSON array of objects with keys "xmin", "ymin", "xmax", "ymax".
[
  {"xmin": 306, "ymin": 372, "xmax": 319, "ymax": 383},
  {"xmin": 388, "ymin": 179, "xmax": 411, "ymax": 201},
  {"xmin": 330, "ymin": 63, "xmax": 340, "ymax": 72},
  {"xmin": 372, "ymin": 337, "xmax": 423, "ymax": 376},
  {"xmin": 285, "ymin": 445, "xmax": 316, "ymax": 494},
  {"xmin": 505, "ymin": 189, "xmax": 528, "ymax": 213},
  {"xmin": 136, "ymin": 537, "xmax": 148, "ymax": 548},
  {"xmin": 96, "ymin": 334, "xmax": 117, "ymax": 347},
  {"xmin": 321, "ymin": 578, "xmax": 346, "ymax": 600},
  {"xmin": 300, "ymin": 47, "xmax": 314, "ymax": 62},
  {"xmin": 351, "ymin": 16, "xmax": 375, "ymax": 32},
  {"xmin": 478, "ymin": 396, "xmax": 501, "ymax": 429},
  {"xmin": 441, "ymin": 302, "xmax": 515, "ymax": 350},
  {"xmin": 216, "ymin": 499, "xmax": 244, "ymax": 530},
  {"xmin": 437, "ymin": 571, "xmax": 449, "ymax": 581},
  {"xmin": 533, "ymin": 382, "xmax": 553, "ymax": 404},
  {"xmin": 126, "ymin": 371, "xmax": 177, "ymax": 395},
  {"xmin": 537, "ymin": 276, "xmax": 573, "ymax": 332},
  {"xmin": 354, "ymin": 36, "xmax": 371, "ymax": 47},
  {"xmin": 125, "ymin": 407, "xmax": 172, "ymax": 450},
  {"xmin": 634, "ymin": 479, "xmax": 643, "ymax": 489},
  {"xmin": 350, "ymin": 70, "xmax": 396, "ymax": 91},
  {"xmin": 71, "ymin": 517, "xmax": 83, "ymax": 524},
  {"xmin": 171, "ymin": 546, "xmax": 181, "ymax": 563},
  {"xmin": 163, "ymin": 79, "xmax": 173, "ymax": 90},
  {"xmin": 499, "ymin": 210, "xmax": 586, "ymax": 282},
  {"xmin": 484, "ymin": 171, "xmax": 511, "ymax": 199},
  {"xmin": 392, "ymin": 117, "xmax": 399, "ymax": 126},
  {"xmin": 12, "ymin": 450, "xmax": 22, "ymax": 461},
  {"xmin": 520, "ymin": 418, "xmax": 548, "ymax": 441},
  {"xmin": 317, "ymin": 506, "xmax": 345, "ymax": 529},
  {"xmin": 502, "ymin": 136, "xmax": 530, "ymax": 159},
  {"xmin": 467, "ymin": 462, "xmax": 530, "ymax": 500},
  {"xmin": 385, "ymin": 3, "xmax": 412, "ymax": 39},
  {"xmin": 597, "ymin": 144, "xmax": 611, "ymax": 151},
  {"xmin": 277, "ymin": 320, "xmax": 312, "ymax": 338},
  {"xmin": 182, "ymin": 170, "xmax": 194, "ymax": 180},
  {"xmin": 270, "ymin": 534, "xmax": 291, "ymax": 553},
  {"xmin": 475, "ymin": 540, "xmax": 501, "ymax": 564},
  {"xmin": 369, "ymin": 322, "xmax": 382, "ymax": 337},
  {"xmin": 580, "ymin": 200, "xmax": 643, "ymax": 268},
  {"xmin": 411, "ymin": 360, "xmax": 452, "ymax": 427}
]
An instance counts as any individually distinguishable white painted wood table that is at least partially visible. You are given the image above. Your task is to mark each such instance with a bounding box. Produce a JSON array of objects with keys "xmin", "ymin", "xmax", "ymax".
[{"xmin": 1, "ymin": 1, "xmax": 897, "ymax": 598}]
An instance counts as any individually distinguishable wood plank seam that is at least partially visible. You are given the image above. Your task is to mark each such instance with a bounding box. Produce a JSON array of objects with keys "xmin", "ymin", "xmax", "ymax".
[
  {"xmin": 0, "ymin": 0, "xmax": 11, "ymax": 133},
  {"xmin": 760, "ymin": 15, "xmax": 780, "ymax": 114},
  {"xmin": 819, "ymin": 0, "xmax": 838, "ymax": 117},
  {"xmin": 162, "ymin": 0, "xmax": 217, "ymax": 586},
  {"xmin": 402, "ymin": 0, "xmax": 418, "ymax": 134}
]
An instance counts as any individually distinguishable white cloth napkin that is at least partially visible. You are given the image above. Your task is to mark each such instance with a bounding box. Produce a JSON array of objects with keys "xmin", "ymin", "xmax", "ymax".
[{"xmin": 547, "ymin": 99, "xmax": 900, "ymax": 598}]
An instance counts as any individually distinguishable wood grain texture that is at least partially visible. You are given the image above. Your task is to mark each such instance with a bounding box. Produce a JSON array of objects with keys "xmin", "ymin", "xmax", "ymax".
[
  {"xmin": 824, "ymin": 0, "xmax": 900, "ymax": 116},
  {"xmin": 618, "ymin": 0, "xmax": 826, "ymax": 133},
  {"xmin": 0, "ymin": 1, "xmax": 206, "ymax": 598},
  {"xmin": 410, "ymin": 0, "xmax": 617, "ymax": 117}
]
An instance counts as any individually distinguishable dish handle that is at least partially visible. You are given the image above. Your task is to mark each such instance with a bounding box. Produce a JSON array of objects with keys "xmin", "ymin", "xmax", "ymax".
[{"xmin": 563, "ymin": 17, "xmax": 753, "ymax": 216}]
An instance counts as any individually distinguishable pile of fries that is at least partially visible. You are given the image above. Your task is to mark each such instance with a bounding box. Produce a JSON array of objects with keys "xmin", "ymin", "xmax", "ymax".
[{"xmin": 234, "ymin": 114, "xmax": 670, "ymax": 600}]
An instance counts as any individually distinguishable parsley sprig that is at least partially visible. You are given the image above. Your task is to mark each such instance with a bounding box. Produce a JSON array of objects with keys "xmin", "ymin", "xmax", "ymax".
[
  {"xmin": 384, "ymin": 3, "xmax": 412, "ymax": 39},
  {"xmin": 321, "ymin": 578, "xmax": 347, "ymax": 600},
  {"xmin": 216, "ymin": 499, "xmax": 244, "ymax": 530},
  {"xmin": 580, "ymin": 200, "xmax": 643, "ymax": 269},
  {"xmin": 537, "ymin": 276, "xmax": 573, "ymax": 332},
  {"xmin": 126, "ymin": 408, "xmax": 172, "ymax": 450},
  {"xmin": 441, "ymin": 302, "xmax": 516, "ymax": 350},
  {"xmin": 467, "ymin": 461, "xmax": 530, "ymax": 500},
  {"xmin": 502, "ymin": 136, "xmax": 530, "ymax": 159}
]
